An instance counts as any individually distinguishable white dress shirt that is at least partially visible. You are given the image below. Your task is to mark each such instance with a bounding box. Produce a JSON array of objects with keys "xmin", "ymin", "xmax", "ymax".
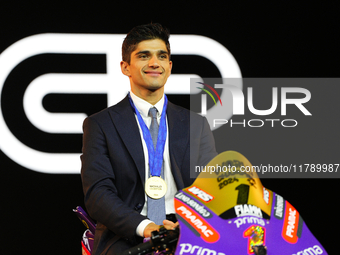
[{"xmin": 130, "ymin": 91, "xmax": 177, "ymax": 237}]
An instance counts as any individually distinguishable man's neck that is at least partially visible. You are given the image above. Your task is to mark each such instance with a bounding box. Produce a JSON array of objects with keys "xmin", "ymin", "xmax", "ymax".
[{"xmin": 131, "ymin": 88, "xmax": 164, "ymax": 105}]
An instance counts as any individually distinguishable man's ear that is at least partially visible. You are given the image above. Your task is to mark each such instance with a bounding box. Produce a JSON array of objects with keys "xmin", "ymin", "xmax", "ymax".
[
  {"xmin": 169, "ymin": 60, "xmax": 173, "ymax": 74},
  {"xmin": 120, "ymin": 61, "xmax": 131, "ymax": 77},
  {"xmin": 166, "ymin": 60, "xmax": 173, "ymax": 79}
]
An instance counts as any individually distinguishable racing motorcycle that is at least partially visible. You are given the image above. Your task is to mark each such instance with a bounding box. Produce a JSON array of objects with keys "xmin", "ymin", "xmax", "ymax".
[{"xmin": 74, "ymin": 151, "xmax": 328, "ymax": 255}]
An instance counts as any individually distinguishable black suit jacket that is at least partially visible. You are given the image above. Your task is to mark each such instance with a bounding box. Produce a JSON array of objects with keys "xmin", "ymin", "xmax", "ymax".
[{"xmin": 81, "ymin": 96, "xmax": 217, "ymax": 254}]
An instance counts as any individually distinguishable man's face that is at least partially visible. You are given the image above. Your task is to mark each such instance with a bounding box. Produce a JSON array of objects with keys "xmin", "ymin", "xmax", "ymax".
[{"xmin": 121, "ymin": 39, "xmax": 172, "ymax": 95}]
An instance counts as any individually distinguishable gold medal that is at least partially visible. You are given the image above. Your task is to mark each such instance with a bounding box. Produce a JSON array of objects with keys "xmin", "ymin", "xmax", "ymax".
[{"xmin": 145, "ymin": 176, "xmax": 167, "ymax": 199}]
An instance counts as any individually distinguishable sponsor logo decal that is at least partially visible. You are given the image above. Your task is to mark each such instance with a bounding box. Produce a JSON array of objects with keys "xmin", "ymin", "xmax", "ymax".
[
  {"xmin": 274, "ymin": 194, "xmax": 285, "ymax": 220},
  {"xmin": 175, "ymin": 192, "xmax": 212, "ymax": 218},
  {"xmin": 234, "ymin": 216, "xmax": 266, "ymax": 228},
  {"xmin": 263, "ymin": 187, "xmax": 270, "ymax": 205},
  {"xmin": 234, "ymin": 204, "xmax": 263, "ymax": 218},
  {"xmin": 282, "ymin": 201, "xmax": 302, "ymax": 244},
  {"xmin": 175, "ymin": 199, "xmax": 220, "ymax": 243},
  {"xmin": 187, "ymin": 186, "xmax": 214, "ymax": 202},
  {"xmin": 178, "ymin": 243, "xmax": 225, "ymax": 255},
  {"xmin": 292, "ymin": 245, "xmax": 324, "ymax": 255}
]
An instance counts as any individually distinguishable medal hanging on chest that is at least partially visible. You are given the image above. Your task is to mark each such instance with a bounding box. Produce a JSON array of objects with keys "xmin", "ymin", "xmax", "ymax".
[{"xmin": 145, "ymin": 176, "xmax": 167, "ymax": 199}]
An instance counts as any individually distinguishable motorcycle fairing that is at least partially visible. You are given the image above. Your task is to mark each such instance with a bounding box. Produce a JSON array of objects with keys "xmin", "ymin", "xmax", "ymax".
[{"xmin": 174, "ymin": 151, "xmax": 327, "ymax": 254}]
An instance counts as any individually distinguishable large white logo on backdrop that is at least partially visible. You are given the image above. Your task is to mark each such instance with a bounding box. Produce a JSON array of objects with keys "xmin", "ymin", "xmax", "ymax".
[{"xmin": 0, "ymin": 34, "xmax": 241, "ymax": 173}]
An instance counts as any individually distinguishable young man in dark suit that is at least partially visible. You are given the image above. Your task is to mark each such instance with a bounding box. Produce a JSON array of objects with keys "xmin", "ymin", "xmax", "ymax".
[{"xmin": 81, "ymin": 23, "xmax": 217, "ymax": 254}]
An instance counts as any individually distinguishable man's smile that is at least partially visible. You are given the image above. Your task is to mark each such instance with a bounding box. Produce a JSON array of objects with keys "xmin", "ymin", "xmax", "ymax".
[{"xmin": 144, "ymin": 70, "xmax": 163, "ymax": 76}]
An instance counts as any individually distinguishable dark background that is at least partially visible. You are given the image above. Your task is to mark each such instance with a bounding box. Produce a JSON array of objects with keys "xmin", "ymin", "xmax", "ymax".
[{"xmin": 1, "ymin": 1, "xmax": 338, "ymax": 254}]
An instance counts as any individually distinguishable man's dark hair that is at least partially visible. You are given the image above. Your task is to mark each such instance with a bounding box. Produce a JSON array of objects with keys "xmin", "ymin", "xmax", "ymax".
[{"xmin": 122, "ymin": 23, "xmax": 170, "ymax": 64}]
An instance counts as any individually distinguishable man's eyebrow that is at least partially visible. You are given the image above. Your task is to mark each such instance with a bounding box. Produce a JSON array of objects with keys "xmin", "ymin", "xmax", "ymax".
[
  {"xmin": 135, "ymin": 50, "xmax": 169, "ymax": 55},
  {"xmin": 158, "ymin": 50, "xmax": 169, "ymax": 55},
  {"xmin": 135, "ymin": 50, "xmax": 150, "ymax": 55}
]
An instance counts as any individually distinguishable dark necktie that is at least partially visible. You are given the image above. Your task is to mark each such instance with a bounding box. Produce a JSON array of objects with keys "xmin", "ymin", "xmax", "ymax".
[{"xmin": 147, "ymin": 107, "xmax": 166, "ymax": 225}]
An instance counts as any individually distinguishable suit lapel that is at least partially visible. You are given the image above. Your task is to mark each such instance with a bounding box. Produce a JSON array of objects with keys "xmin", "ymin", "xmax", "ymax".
[
  {"xmin": 108, "ymin": 96, "xmax": 146, "ymax": 183},
  {"xmin": 167, "ymin": 102, "xmax": 189, "ymax": 190}
]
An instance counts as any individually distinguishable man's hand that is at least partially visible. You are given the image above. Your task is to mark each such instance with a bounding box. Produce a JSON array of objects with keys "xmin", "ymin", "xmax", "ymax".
[
  {"xmin": 163, "ymin": 219, "xmax": 179, "ymax": 230},
  {"xmin": 143, "ymin": 223, "xmax": 160, "ymax": 238},
  {"xmin": 143, "ymin": 220, "xmax": 179, "ymax": 238}
]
